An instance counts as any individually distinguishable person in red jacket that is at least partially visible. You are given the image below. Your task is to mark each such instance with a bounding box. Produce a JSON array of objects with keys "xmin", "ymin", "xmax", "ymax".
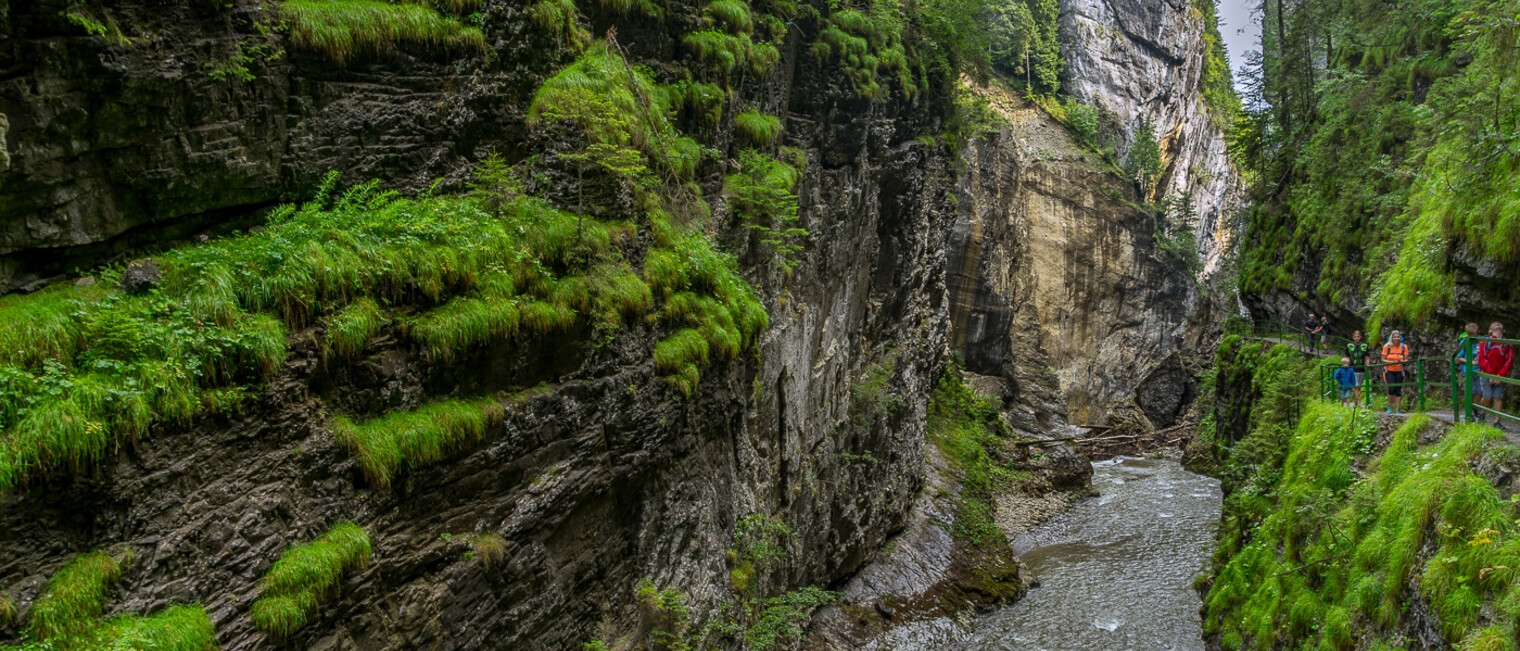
[{"xmin": 1477, "ymin": 322, "xmax": 1515, "ymax": 424}]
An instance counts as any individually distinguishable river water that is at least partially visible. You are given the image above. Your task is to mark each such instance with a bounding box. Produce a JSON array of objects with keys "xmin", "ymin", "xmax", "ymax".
[{"xmin": 865, "ymin": 456, "xmax": 1222, "ymax": 650}]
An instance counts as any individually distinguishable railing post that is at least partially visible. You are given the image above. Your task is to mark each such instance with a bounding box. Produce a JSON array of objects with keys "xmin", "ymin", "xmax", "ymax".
[
  {"xmin": 1418, "ymin": 359, "xmax": 1425, "ymax": 412},
  {"xmin": 1466, "ymin": 337, "xmax": 1477, "ymax": 422}
]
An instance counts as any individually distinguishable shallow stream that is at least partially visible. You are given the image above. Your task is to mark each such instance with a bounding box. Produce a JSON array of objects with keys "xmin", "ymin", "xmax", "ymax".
[{"xmin": 867, "ymin": 456, "xmax": 1223, "ymax": 650}]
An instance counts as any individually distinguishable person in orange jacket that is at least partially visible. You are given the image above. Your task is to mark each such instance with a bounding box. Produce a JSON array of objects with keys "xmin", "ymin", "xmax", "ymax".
[{"xmin": 1381, "ymin": 331, "xmax": 1411, "ymax": 414}]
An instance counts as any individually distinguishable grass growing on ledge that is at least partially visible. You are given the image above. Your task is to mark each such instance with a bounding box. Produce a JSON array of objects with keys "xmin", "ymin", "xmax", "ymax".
[
  {"xmin": 251, "ymin": 521, "xmax": 372, "ymax": 638},
  {"xmin": 1204, "ymin": 403, "xmax": 1520, "ymax": 649},
  {"xmin": 332, "ymin": 398, "xmax": 504, "ymax": 488},
  {"xmin": 19, "ymin": 550, "xmax": 218, "ymax": 649},
  {"xmin": 734, "ymin": 110, "xmax": 782, "ymax": 147},
  {"xmin": 100, "ymin": 604, "xmax": 218, "ymax": 651},
  {"xmin": 281, "ymin": 0, "xmax": 486, "ymax": 64},
  {"xmin": 27, "ymin": 551, "xmax": 123, "ymax": 642},
  {"xmin": 325, "ymin": 297, "xmax": 386, "ymax": 359}
]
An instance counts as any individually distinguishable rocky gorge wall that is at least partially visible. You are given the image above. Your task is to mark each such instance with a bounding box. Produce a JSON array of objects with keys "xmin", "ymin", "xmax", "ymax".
[
  {"xmin": 0, "ymin": 1, "xmax": 955, "ymax": 648},
  {"xmin": 1059, "ymin": 0, "xmax": 1243, "ymax": 279},
  {"xmin": 0, "ymin": 0, "xmax": 1236, "ymax": 648},
  {"xmin": 945, "ymin": 84, "xmax": 1210, "ymax": 430}
]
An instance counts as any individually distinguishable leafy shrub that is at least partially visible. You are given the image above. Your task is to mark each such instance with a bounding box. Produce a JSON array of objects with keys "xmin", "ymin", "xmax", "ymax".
[
  {"xmin": 725, "ymin": 150, "xmax": 806, "ymax": 272},
  {"xmin": 251, "ymin": 522, "xmax": 372, "ymax": 638}
]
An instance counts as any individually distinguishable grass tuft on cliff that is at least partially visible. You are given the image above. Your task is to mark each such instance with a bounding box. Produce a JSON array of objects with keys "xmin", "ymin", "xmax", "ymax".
[
  {"xmin": 17, "ymin": 550, "xmax": 216, "ymax": 649},
  {"xmin": 27, "ymin": 551, "xmax": 123, "ymax": 642},
  {"xmin": 251, "ymin": 521, "xmax": 372, "ymax": 638},
  {"xmin": 324, "ymin": 297, "xmax": 386, "ymax": 360},
  {"xmin": 281, "ymin": 0, "xmax": 486, "ymax": 63},
  {"xmin": 332, "ymin": 398, "xmax": 504, "ymax": 488}
]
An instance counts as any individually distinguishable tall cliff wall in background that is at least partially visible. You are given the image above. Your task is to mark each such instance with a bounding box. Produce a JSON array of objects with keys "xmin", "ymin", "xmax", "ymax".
[
  {"xmin": 942, "ymin": 0, "xmax": 1240, "ymax": 430},
  {"xmin": 1059, "ymin": 0, "xmax": 1243, "ymax": 279},
  {"xmin": 947, "ymin": 86, "xmax": 1203, "ymax": 430}
]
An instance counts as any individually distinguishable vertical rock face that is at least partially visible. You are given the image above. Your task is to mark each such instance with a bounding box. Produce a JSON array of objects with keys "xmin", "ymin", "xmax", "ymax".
[
  {"xmin": 948, "ymin": 87, "xmax": 1198, "ymax": 428},
  {"xmin": 0, "ymin": 4, "xmax": 953, "ymax": 649},
  {"xmin": 1058, "ymin": 0, "xmax": 1243, "ymax": 279}
]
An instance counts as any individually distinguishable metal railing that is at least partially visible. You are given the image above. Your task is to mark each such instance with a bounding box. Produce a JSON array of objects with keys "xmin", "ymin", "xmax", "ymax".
[
  {"xmin": 1319, "ymin": 359, "xmax": 1430, "ymax": 413},
  {"xmin": 1454, "ymin": 337, "xmax": 1520, "ymax": 424},
  {"xmin": 1226, "ymin": 317, "xmax": 1354, "ymax": 354}
]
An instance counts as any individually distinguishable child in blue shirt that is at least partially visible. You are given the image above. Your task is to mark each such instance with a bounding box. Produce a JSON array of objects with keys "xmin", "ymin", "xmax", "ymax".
[{"xmin": 1334, "ymin": 357, "xmax": 1359, "ymax": 406}]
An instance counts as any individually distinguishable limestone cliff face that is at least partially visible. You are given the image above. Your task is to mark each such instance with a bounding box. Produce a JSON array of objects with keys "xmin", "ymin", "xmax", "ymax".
[
  {"xmin": 947, "ymin": 87, "xmax": 1198, "ymax": 429},
  {"xmin": 1058, "ymin": 0, "xmax": 1243, "ymax": 279}
]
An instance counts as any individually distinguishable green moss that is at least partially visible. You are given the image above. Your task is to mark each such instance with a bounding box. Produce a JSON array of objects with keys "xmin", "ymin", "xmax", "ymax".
[
  {"xmin": 332, "ymin": 398, "xmax": 504, "ymax": 488},
  {"xmin": 281, "ymin": 0, "xmax": 486, "ymax": 63},
  {"xmin": 251, "ymin": 521, "xmax": 372, "ymax": 638}
]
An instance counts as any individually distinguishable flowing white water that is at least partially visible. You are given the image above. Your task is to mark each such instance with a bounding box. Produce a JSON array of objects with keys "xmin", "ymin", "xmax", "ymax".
[
  {"xmin": 866, "ymin": 456, "xmax": 1222, "ymax": 650},
  {"xmin": 959, "ymin": 456, "xmax": 1222, "ymax": 650}
]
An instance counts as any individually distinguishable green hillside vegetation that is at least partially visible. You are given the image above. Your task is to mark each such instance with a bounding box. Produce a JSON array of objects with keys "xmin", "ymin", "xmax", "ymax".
[
  {"xmin": 1198, "ymin": 337, "xmax": 1520, "ymax": 648},
  {"xmin": 1235, "ymin": 0, "xmax": 1519, "ymax": 326}
]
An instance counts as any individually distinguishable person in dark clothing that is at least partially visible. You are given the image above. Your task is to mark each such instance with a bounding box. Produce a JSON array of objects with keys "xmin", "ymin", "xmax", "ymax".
[
  {"xmin": 1344, "ymin": 330, "xmax": 1371, "ymax": 404},
  {"xmin": 1305, "ymin": 314, "xmax": 1325, "ymax": 352}
]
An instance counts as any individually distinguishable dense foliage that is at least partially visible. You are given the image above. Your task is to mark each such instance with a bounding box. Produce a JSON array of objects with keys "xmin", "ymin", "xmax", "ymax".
[
  {"xmin": 1199, "ymin": 337, "xmax": 1520, "ymax": 648},
  {"xmin": 1235, "ymin": 0, "xmax": 1520, "ymax": 328}
]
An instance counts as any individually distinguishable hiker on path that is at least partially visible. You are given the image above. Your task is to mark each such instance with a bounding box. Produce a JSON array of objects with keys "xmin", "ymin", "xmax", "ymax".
[
  {"xmin": 1334, "ymin": 357, "xmax": 1359, "ymax": 407},
  {"xmin": 1305, "ymin": 314, "xmax": 1326, "ymax": 352},
  {"xmin": 1345, "ymin": 330, "xmax": 1371, "ymax": 404},
  {"xmin": 1476, "ymin": 322, "xmax": 1514, "ymax": 424},
  {"xmin": 1382, "ymin": 330, "xmax": 1411, "ymax": 414}
]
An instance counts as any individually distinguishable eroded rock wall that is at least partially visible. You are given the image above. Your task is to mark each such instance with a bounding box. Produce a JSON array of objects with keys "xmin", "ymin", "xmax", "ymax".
[
  {"xmin": 0, "ymin": 4, "xmax": 954, "ymax": 650},
  {"xmin": 948, "ymin": 87, "xmax": 1197, "ymax": 428},
  {"xmin": 1059, "ymin": 0, "xmax": 1243, "ymax": 279},
  {"xmin": 0, "ymin": 1, "xmax": 549, "ymax": 291}
]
